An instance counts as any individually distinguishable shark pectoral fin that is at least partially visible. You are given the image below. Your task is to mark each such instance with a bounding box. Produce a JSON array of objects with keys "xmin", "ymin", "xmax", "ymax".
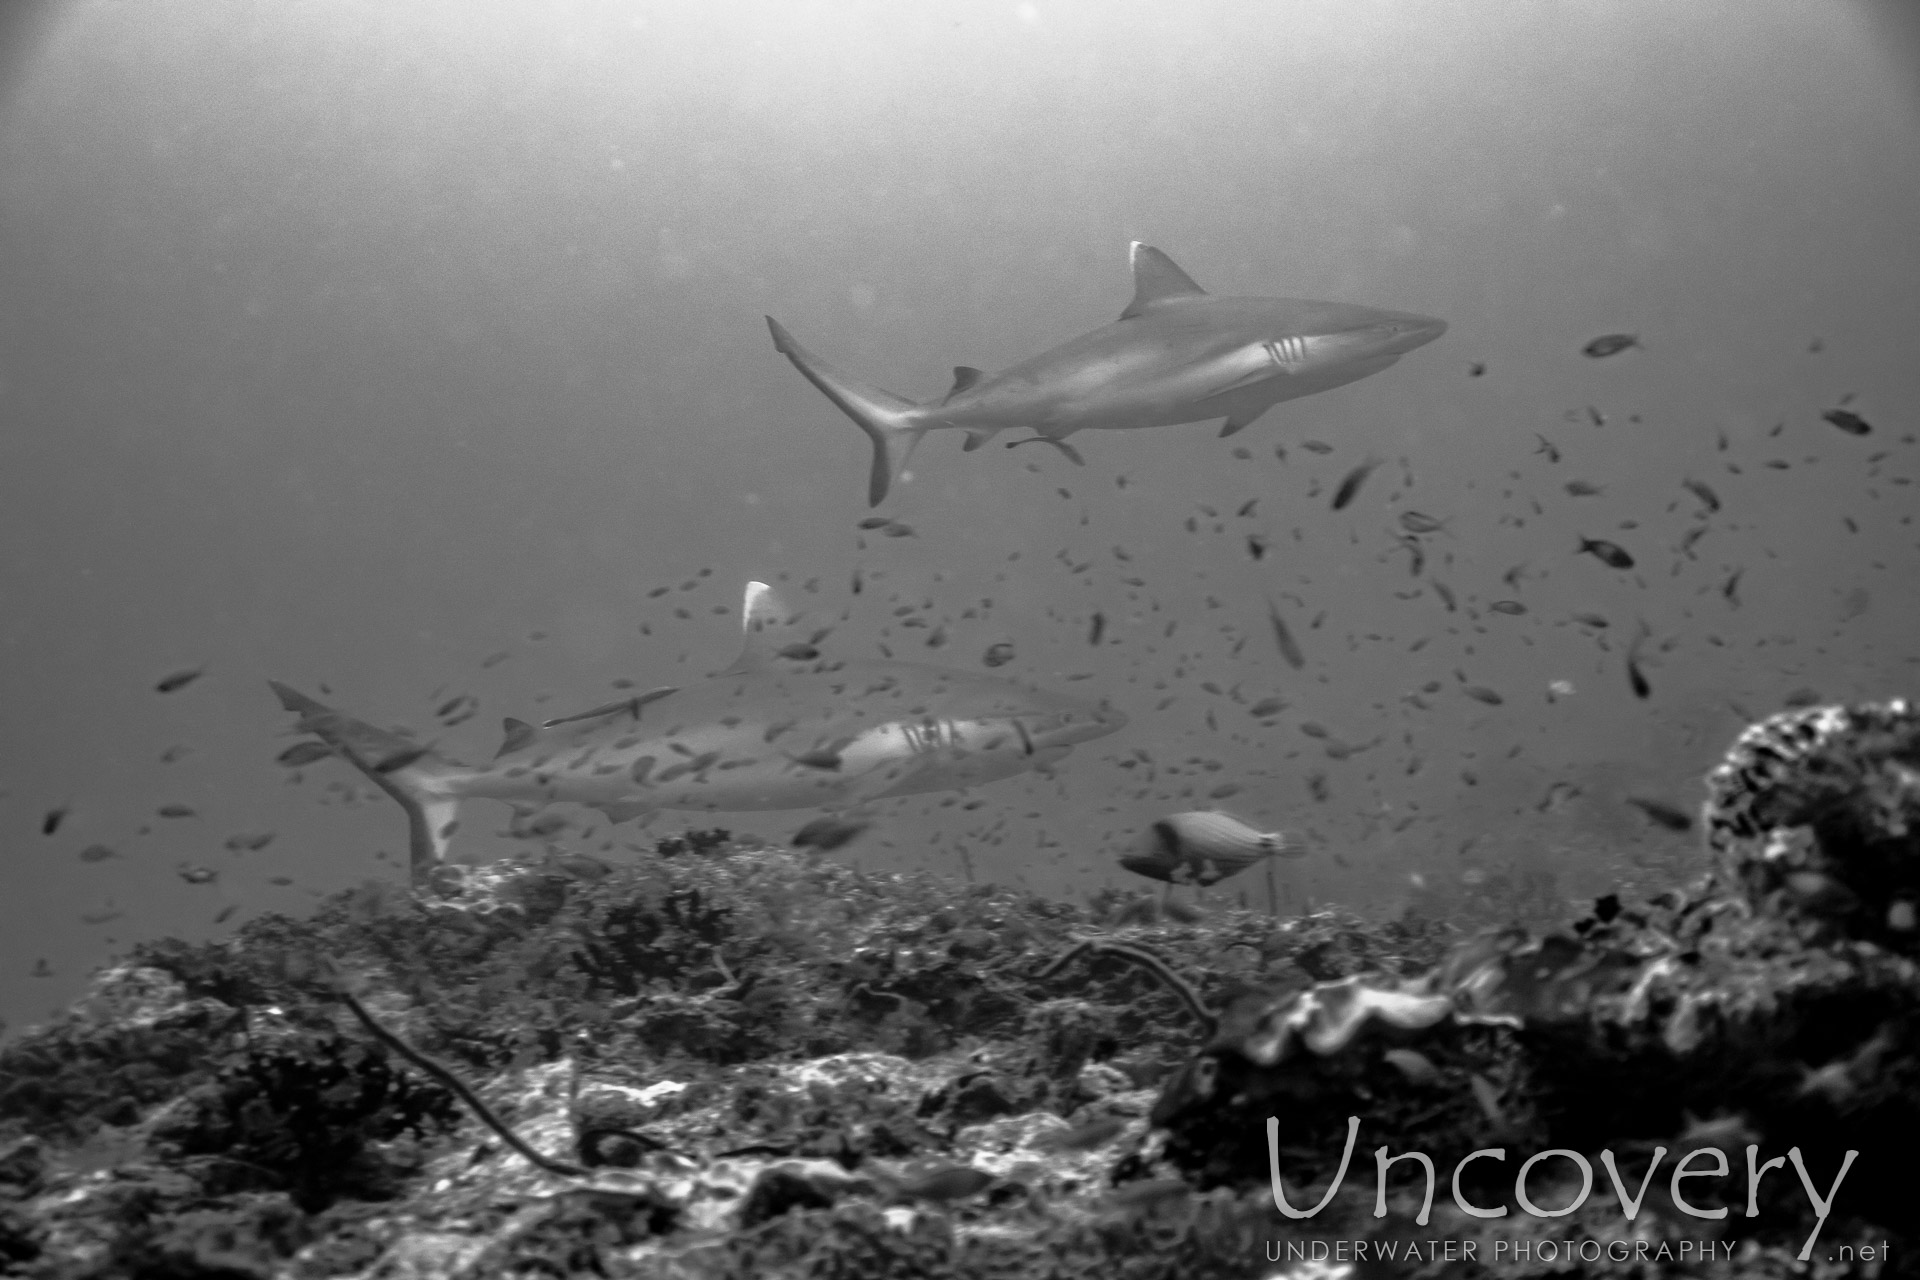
[
  {"xmin": 1030, "ymin": 744, "xmax": 1072, "ymax": 775},
  {"xmin": 945, "ymin": 366, "xmax": 985, "ymax": 403},
  {"xmin": 1219, "ymin": 407, "xmax": 1271, "ymax": 439},
  {"xmin": 961, "ymin": 429, "xmax": 1001, "ymax": 452},
  {"xmin": 720, "ymin": 581, "xmax": 807, "ymax": 675},
  {"xmin": 1119, "ymin": 242, "xmax": 1207, "ymax": 320},
  {"xmin": 594, "ymin": 800, "xmax": 654, "ymax": 825}
]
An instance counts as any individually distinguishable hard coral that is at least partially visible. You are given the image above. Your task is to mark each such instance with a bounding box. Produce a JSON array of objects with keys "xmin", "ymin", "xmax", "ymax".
[{"xmin": 1705, "ymin": 698, "xmax": 1920, "ymax": 947}]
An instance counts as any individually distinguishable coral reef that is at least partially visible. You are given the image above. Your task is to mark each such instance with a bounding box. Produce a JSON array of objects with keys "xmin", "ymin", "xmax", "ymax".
[{"xmin": 0, "ymin": 701, "xmax": 1915, "ymax": 1277}]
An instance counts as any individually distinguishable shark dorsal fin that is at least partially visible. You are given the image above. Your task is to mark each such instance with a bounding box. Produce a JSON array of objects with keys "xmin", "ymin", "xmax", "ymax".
[
  {"xmin": 497, "ymin": 718, "xmax": 537, "ymax": 758},
  {"xmin": 1120, "ymin": 242, "xmax": 1206, "ymax": 320},
  {"xmin": 723, "ymin": 580, "xmax": 805, "ymax": 674},
  {"xmin": 944, "ymin": 366, "xmax": 985, "ymax": 403}
]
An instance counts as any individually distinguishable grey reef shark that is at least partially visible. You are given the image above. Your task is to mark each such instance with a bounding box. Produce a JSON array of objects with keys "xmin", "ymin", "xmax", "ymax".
[
  {"xmin": 271, "ymin": 582, "xmax": 1126, "ymax": 884},
  {"xmin": 767, "ymin": 242, "xmax": 1447, "ymax": 505}
]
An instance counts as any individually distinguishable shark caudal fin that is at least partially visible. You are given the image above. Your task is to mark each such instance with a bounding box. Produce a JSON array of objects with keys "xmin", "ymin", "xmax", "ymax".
[
  {"xmin": 766, "ymin": 317, "xmax": 926, "ymax": 506},
  {"xmin": 268, "ymin": 681, "xmax": 467, "ymax": 885}
]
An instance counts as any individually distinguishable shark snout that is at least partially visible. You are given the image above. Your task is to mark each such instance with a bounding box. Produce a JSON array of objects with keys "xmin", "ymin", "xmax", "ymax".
[{"xmin": 1382, "ymin": 311, "xmax": 1447, "ymax": 355}]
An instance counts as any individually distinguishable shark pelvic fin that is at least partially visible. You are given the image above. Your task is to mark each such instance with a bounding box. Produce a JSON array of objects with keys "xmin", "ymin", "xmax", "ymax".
[
  {"xmin": 944, "ymin": 366, "xmax": 985, "ymax": 403},
  {"xmin": 766, "ymin": 316, "xmax": 927, "ymax": 506},
  {"xmin": 1005, "ymin": 435, "xmax": 1086, "ymax": 466},
  {"xmin": 498, "ymin": 718, "xmax": 537, "ymax": 758},
  {"xmin": 1120, "ymin": 242, "xmax": 1207, "ymax": 320},
  {"xmin": 961, "ymin": 429, "xmax": 1001, "ymax": 452},
  {"xmin": 268, "ymin": 681, "xmax": 466, "ymax": 885},
  {"xmin": 722, "ymin": 580, "xmax": 806, "ymax": 675}
]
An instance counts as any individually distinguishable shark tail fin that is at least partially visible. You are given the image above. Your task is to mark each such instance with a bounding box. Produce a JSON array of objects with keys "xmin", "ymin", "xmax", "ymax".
[
  {"xmin": 268, "ymin": 681, "xmax": 468, "ymax": 885},
  {"xmin": 766, "ymin": 317, "xmax": 926, "ymax": 506}
]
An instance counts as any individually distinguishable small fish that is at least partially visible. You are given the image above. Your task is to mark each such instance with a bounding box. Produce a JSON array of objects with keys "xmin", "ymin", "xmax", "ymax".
[
  {"xmin": 879, "ymin": 521, "xmax": 916, "ymax": 538},
  {"xmin": 1681, "ymin": 478, "xmax": 1721, "ymax": 513},
  {"xmin": 159, "ymin": 745, "xmax": 193, "ymax": 764},
  {"xmin": 1397, "ymin": 510, "xmax": 1448, "ymax": 535},
  {"xmin": 982, "ymin": 642, "xmax": 1015, "ymax": 668},
  {"xmin": 890, "ymin": 1164, "xmax": 996, "ymax": 1203},
  {"xmin": 1576, "ymin": 537, "xmax": 1634, "ymax": 569},
  {"xmin": 1461, "ymin": 685, "xmax": 1504, "ymax": 706},
  {"xmin": 1248, "ymin": 696, "xmax": 1285, "ymax": 718},
  {"xmin": 1330, "ymin": 457, "xmax": 1382, "ymax": 511},
  {"xmin": 1534, "ymin": 434, "xmax": 1561, "ymax": 463},
  {"xmin": 791, "ymin": 816, "xmax": 870, "ymax": 852},
  {"xmin": 1487, "ymin": 600, "xmax": 1526, "ymax": 616},
  {"xmin": 1563, "ymin": 480, "xmax": 1602, "ymax": 497},
  {"xmin": 1430, "ymin": 580, "xmax": 1457, "ymax": 612},
  {"xmin": 1246, "ymin": 534, "xmax": 1268, "ymax": 561},
  {"xmin": 1265, "ymin": 600, "xmax": 1304, "ymax": 670},
  {"xmin": 176, "ymin": 864, "xmax": 218, "ymax": 885},
  {"xmin": 158, "ymin": 804, "xmax": 197, "ymax": 819},
  {"xmin": 1582, "ymin": 333, "xmax": 1640, "ymax": 358},
  {"xmin": 1088, "ymin": 612, "xmax": 1106, "ymax": 647},
  {"xmin": 78, "ymin": 844, "xmax": 117, "ymax": 863},
  {"xmin": 1121, "ymin": 811, "xmax": 1305, "ymax": 886},
  {"xmin": 223, "ymin": 832, "xmax": 277, "ymax": 852},
  {"xmin": 1625, "ymin": 796, "xmax": 1693, "ymax": 832},
  {"xmin": 1627, "ymin": 651, "xmax": 1651, "ymax": 699},
  {"xmin": 1039, "ymin": 1116, "xmax": 1128, "ymax": 1152},
  {"xmin": 436, "ymin": 694, "xmax": 479, "ymax": 725},
  {"xmin": 775, "ymin": 643, "xmax": 820, "ymax": 661},
  {"xmin": 1722, "ymin": 569, "xmax": 1744, "ymax": 607},
  {"xmin": 276, "ymin": 740, "xmax": 334, "ymax": 767},
  {"xmin": 1382, "ymin": 1048, "xmax": 1440, "ymax": 1086},
  {"xmin": 856, "ymin": 516, "xmax": 893, "ymax": 530},
  {"xmin": 1822, "ymin": 408, "xmax": 1871, "ymax": 436},
  {"xmin": 1300, "ymin": 440, "xmax": 1334, "ymax": 455},
  {"xmin": 42, "ymin": 806, "xmax": 68, "ymax": 836},
  {"xmin": 1467, "ymin": 361, "xmax": 1486, "ymax": 377},
  {"xmin": 1572, "ymin": 612, "xmax": 1608, "ymax": 628},
  {"xmin": 155, "ymin": 667, "xmax": 205, "ymax": 693}
]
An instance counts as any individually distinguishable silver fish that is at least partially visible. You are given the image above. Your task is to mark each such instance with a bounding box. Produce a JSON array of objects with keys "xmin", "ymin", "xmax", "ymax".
[{"xmin": 1121, "ymin": 810, "xmax": 1305, "ymax": 886}]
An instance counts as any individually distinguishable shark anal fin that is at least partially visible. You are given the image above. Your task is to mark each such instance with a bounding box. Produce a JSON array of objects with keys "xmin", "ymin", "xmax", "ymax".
[
  {"xmin": 1120, "ymin": 242, "xmax": 1207, "ymax": 320},
  {"xmin": 961, "ymin": 429, "xmax": 1000, "ymax": 452},
  {"xmin": 945, "ymin": 366, "xmax": 985, "ymax": 403},
  {"xmin": 594, "ymin": 800, "xmax": 654, "ymax": 825}
]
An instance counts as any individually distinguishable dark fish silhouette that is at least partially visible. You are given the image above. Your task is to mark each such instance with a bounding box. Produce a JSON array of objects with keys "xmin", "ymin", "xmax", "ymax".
[
  {"xmin": 155, "ymin": 667, "xmax": 204, "ymax": 693},
  {"xmin": 1681, "ymin": 478, "xmax": 1721, "ymax": 513},
  {"xmin": 1265, "ymin": 600, "xmax": 1305, "ymax": 670},
  {"xmin": 41, "ymin": 806, "xmax": 68, "ymax": 836},
  {"xmin": 982, "ymin": 642, "xmax": 1015, "ymax": 668},
  {"xmin": 792, "ymin": 816, "xmax": 871, "ymax": 852},
  {"xmin": 1330, "ymin": 457, "xmax": 1382, "ymax": 511},
  {"xmin": 1626, "ymin": 796, "xmax": 1693, "ymax": 832},
  {"xmin": 1577, "ymin": 537, "xmax": 1635, "ymax": 569},
  {"xmin": 1397, "ymin": 510, "xmax": 1447, "ymax": 535},
  {"xmin": 1582, "ymin": 333, "xmax": 1640, "ymax": 358},
  {"xmin": 1822, "ymin": 408, "xmax": 1871, "ymax": 436}
]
